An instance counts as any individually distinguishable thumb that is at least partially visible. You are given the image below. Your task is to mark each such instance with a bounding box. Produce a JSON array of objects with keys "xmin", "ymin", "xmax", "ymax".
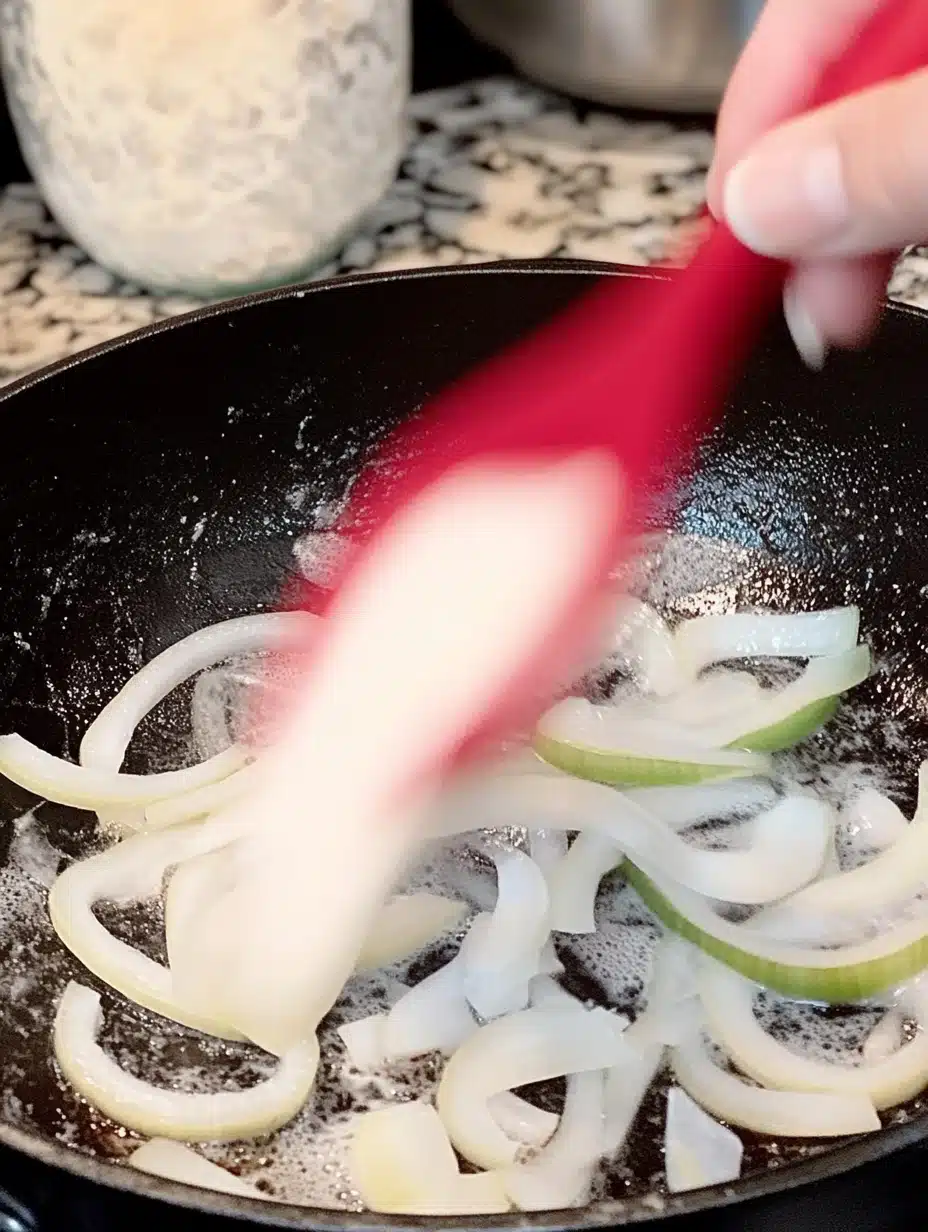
[{"xmin": 722, "ymin": 68, "xmax": 928, "ymax": 260}]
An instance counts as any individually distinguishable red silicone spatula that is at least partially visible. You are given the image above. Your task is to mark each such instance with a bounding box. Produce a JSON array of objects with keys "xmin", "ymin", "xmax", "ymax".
[
  {"xmin": 211, "ymin": 0, "xmax": 928, "ymax": 1059},
  {"xmin": 282, "ymin": 0, "xmax": 928, "ymax": 798}
]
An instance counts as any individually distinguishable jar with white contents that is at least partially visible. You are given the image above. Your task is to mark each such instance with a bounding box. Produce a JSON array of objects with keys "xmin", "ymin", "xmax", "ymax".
[{"xmin": 0, "ymin": 0, "xmax": 410, "ymax": 294}]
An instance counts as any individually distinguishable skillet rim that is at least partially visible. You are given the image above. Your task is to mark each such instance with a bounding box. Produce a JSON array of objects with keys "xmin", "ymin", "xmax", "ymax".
[{"xmin": 0, "ymin": 257, "xmax": 925, "ymax": 1226}]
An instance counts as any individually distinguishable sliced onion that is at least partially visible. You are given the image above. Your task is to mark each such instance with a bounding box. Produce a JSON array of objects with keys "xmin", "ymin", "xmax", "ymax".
[
  {"xmin": 338, "ymin": 1013, "xmax": 389, "ymax": 1071},
  {"xmin": 844, "ymin": 788, "xmax": 911, "ymax": 850},
  {"xmin": 548, "ymin": 832, "xmax": 622, "ymax": 934},
  {"xmin": 700, "ymin": 646, "xmax": 871, "ymax": 752},
  {"xmin": 462, "ymin": 850, "xmax": 550, "ymax": 1019},
  {"xmin": 350, "ymin": 1101, "xmax": 510, "ymax": 1216},
  {"xmin": 190, "ymin": 667, "xmax": 238, "ymax": 761},
  {"xmin": 79, "ymin": 612, "xmax": 311, "ymax": 831},
  {"xmin": 674, "ymin": 608, "xmax": 860, "ymax": 677},
  {"xmin": 601, "ymin": 940, "xmax": 693, "ymax": 1154},
  {"xmin": 529, "ymin": 974, "xmax": 588, "ymax": 1013},
  {"xmin": 535, "ymin": 698, "xmax": 770, "ymax": 787},
  {"xmin": 664, "ymin": 1086, "xmax": 743, "ymax": 1194},
  {"xmin": 643, "ymin": 671, "xmax": 764, "ymax": 727},
  {"xmin": 488, "ymin": 1092, "xmax": 558, "ymax": 1149},
  {"xmin": 438, "ymin": 773, "xmax": 827, "ymax": 906},
  {"xmin": 633, "ymin": 937, "xmax": 701, "ymax": 1050},
  {"xmin": 624, "ymin": 778, "xmax": 779, "ymax": 832},
  {"xmin": 623, "ymin": 860, "xmax": 928, "ymax": 1002},
  {"xmin": 603, "ymin": 1022, "xmax": 664, "ymax": 1154},
  {"xmin": 671, "ymin": 1029, "xmax": 879, "ymax": 1137},
  {"xmin": 80, "ymin": 614, "xmax": 313, "ymax": 771},
  {"xmin": 333, "ymin": 1020, "xmax": 559, "ymax": 1153},
  {"xmin": 54, "ymin": 982, "xmax": 318, "ymax": 1140},
  {"xmin": 750, "ymin": 794, "xmax": 928, "ymax": 940},
  {"xmin": 609, "ymin": 598, "xmax": 684, "ymax": 697},
  {"xmin": 0, "ymin": 735, "xmax": 247, "ymax": 809},
  {"xmin": 699, "ymin": 960, "xmax": 928, "ymax": 1109},
  {"xmin": 504, "ymin": 1069, "xmax": 606, "ymax": 1211},
  {"xmin": 355, "ymin": 893, "xmax": 468, "ymax": 972},
  {"xmin": 129, "ymin": 1139, "xmax": 266, "ymax": 1198},
  {"xmin": 537, "ymin": 937, "xmax": 564, "ymax": 976},
  {"xmin": 49, "ymin": 816, "xmax": 247, "ymax": 1039},
  {"xmin": 382, "ymin": 936, "xmax": 478, "ymax": 1060},
  {"xmin": 436, "ymin": 1005, "xmax": 623, "ymax": 1171},
  {"xmin": 144, "ymin": 762, "xmax": 259, "ymax": 830},
  {"xmin": 862, "ymin": 1008, "xmax": 906, "ymax": 1064},
  {"xmin": 528, "ymin": 829, "xmax": 569, "ymax": 888},
  {"xmin": 605, "ymin": 673, "xmax": 765, "ymax": 740}
]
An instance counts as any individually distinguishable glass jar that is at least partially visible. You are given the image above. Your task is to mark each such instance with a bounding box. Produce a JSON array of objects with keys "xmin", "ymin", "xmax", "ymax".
[{"xmin": 0, "ymin": 0, "xmax": 410, "ymax": 295}]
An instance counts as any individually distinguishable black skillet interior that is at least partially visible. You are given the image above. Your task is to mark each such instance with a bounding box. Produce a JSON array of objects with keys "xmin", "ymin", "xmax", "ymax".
[{"xmin": 0, "ymin": 261, "xmax": 928, "ymax": 1232}]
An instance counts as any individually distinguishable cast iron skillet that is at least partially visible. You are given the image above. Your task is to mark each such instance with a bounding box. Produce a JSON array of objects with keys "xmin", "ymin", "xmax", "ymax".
[{"xmin": 0, "ymin": 261, "xmax": 926, "ymax": 1232}]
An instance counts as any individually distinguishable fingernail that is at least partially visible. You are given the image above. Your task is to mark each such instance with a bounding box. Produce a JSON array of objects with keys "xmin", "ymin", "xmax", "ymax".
[
  {"xmin": 723, "ymin": 142, "xmax": 850, "ymax": 257},
  {"xmin": 783, "ymin": 283, "xmax": 828, "ymax": 371}
]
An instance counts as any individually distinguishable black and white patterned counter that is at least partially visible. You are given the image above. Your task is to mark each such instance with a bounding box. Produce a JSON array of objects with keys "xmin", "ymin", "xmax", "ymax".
[{"xmin": 0, "ymin": 77, "xmax": 926, "ymax": 384}]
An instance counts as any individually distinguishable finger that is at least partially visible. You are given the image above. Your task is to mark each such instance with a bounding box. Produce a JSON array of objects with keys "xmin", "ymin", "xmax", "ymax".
[
  {"xmin": 707, "ymin": 0, "xmax": 883, "ymax": 214},
  {"xmin": 783, "ymin": 255, "xmax": 893, "ymax": 366},
  {"xmin": 722, "ymin": 69, "xmax": 928, "ymax": 261}
]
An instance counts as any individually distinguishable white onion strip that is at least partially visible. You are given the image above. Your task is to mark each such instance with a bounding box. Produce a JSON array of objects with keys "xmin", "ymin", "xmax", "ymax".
[
  {"xmin": 129, "ymin": 1139, "xmax": 267, "ymax": 1199},
  {"xmin": 844, "ymin": 789, "xmax": 910, "ymax": 848},
  {"xmin": 488, "ymin": 1092, "xmax": 558, "ymax": 1149},
  {"xmin": 537, "ymin": 697, "xmax": 769, "ymax": 771},
  {"xmin": 601, "ymin": 940, "xmax": 691, "ymax": 1154},
  {"xmin": 383, "ymin": 934, "xmax": 479, "ymax": 1060},
  {"xmin": 436, "ymin": 774, "xmax": 829, "ymax": 906},
  {"xmin": 674, "ymin": 608, "xmax": 860, "ymax": 677},
  {"xmin": 504, "ymin": 1070, "xmax": 606, "ymax": 1211},
  {"xmin": 609, "ymin": 598, "xmax": 684, "ymax": 697},
  {"xmin": 350, "ymin": 1101, "xmax": 510, "ymax": 1216},
  {"xmin": 624, "ymin": 779, "xmax": 779, "ymax": 832},
  {"xmin": 462, "ymin": 850, "xmax": 550, "ymax": 1018},
  {"xmin": 80, "ymin": 613, "xmax": 314, "ymax": 771},
  {"xmin": 671, "ymin": 1030, "xmax": 880, "ymax": 1137},
  {"xmin": 78, "ymin": 612, "xmax": 312, "ymax": 831},
  {"xmin": 0, "ymin": 735, "xmax": 247, "ymax": 810},
  {"xmin": 436, "ymin": 1005, "xmax": 623, "ymax": 1171},
  {"xmin": 528, "ymin": 829, "xmax": 569, "ymax": 889},
  {"xmin": 640, "ymin": 671, "xmax": 764, "ymax": 728},
  {"xmin": 700, "ymin": 646, "xmax": 870, "ymax": 749},
  {"xmin": 54, "ymin": 983, "xmax": 318, "ymax": 1141},
  {"xmin": 700, "ymin": 960, "xmax": 928, "ymax": 1109},
  {"xmin": 754, "ymin": 765, "xmax": 928, "ymax": 939},
  {"xmin": 190, "ymin": 668, "xmax": 238, "ymax": 762},
  {"xmin": 334, "ymin": 1016, "xmax": 559, "ymax": 1152},
  {"xmin": 664, "ymin": 1086, "xmax": 743, "ymax": 1194},
  {"xmin": 548, "ymin": 832, "xmax": 622, "ymax": 934},
  {"xmin": 863, "ymin": 1009, "xmax": 906, "ymax": 1064},
  {"xmin": 144, "ymin": 763, "xmax": 259, "ymax": 830},
  {"xmin": 49, "ymin": 816, "xmax": 246, "ymax": 1039},
  {"xmin": 603, "ymin": 1022, "xmax": 665, "ymax": 1154}
]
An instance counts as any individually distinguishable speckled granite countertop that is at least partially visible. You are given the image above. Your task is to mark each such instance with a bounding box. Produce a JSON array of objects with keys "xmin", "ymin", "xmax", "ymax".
[{"xmin": 1, "ymin": 76, "xmax": 927, "ymax": 384}]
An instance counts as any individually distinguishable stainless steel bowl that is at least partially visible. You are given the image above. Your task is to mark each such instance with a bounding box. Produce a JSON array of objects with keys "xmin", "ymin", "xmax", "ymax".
[{"xmin": 450, "ymin": 0, "xmax": 765, "ymax": 112}]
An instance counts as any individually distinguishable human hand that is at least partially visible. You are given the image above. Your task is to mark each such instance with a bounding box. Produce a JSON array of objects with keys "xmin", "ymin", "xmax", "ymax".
[{"xmin": 707, "ymin": 0, "xmax": 928, "ymax": 366}]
